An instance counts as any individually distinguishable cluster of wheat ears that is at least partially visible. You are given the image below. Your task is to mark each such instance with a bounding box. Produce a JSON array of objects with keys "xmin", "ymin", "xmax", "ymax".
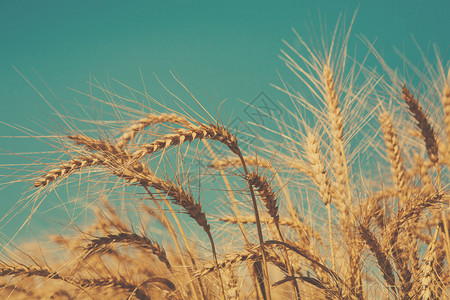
[{"xmin": 1, "ymin": 18, "xmax": 450, "ymax": 300}]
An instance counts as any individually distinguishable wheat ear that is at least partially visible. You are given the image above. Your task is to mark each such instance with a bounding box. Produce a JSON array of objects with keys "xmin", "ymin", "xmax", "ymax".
[
  {"xmin": 132, "ymin": 124, "xmax": 240, "ymax": 160},
  {"xmin": 379, "ymin": 112, "xmax": 409, "ymax": 206},
  {"xmin": 402, "ymin": 85, "xmax": 439, "ymax": 164},
  {"xmin": 305, "ymin": 131, "xmax": 332, "ymax": 206},
  {"xmin": 208, "ymin": 155, "xmax": 273, "ymax": 170},
  {"xmin": 246, "ymin": 170, "xmax": 301, "ymax": 299},
  {"xmin": 388, "ymin": 189, "xmax": 442, "ymax": 298},
  {"xmin": 246, "ymin": 172, "xmax": 279, "ymax": 224},
  {"xmin": 418, "ymin": 228, "xmax": 441, "ymax": 300},
  {"xmin": 323, "ymin": 64, "xmax": 361, "ymax": 297},
  {"xmin": 210, "ymin": 154, "xmax": 303, "ymax": 243},
  {"xmin": 358, "ymin": 225, "xmax": 397, "ymax": 295},
  {"xmin": 116, "ymin": 113, "xmax": 191, "ymax": 147},
  {"xmin": 219, "ymin": 215, "xmax": 300, "ymax": 230},
  {"xmin": 0, "ymin": 265, "xmax": 150, "ymax": 300},
  {"xmin": 142, "ymin": 196, "xmax": 204, "ymax": 300},
  {"xmin": 0, "ymin": 265, "xmax": 63, "ymax": 279},
  {"xmin": 74, "ymin": 277, "xmax": 149, "ymax": 300},
  {"xmin": 84, "ymin": 232, "xmax": 171, "ymax": 270},
  {"xmin": 323, "ymin": 65, "xmax": 347, "ymax": 202},
  {"xmin": 34, "ymin": 156, "xmax": 102, "ymax": 188},
  {"xmin": 305, "ymin": 130, "xmax": 335, "ymax": 271}
]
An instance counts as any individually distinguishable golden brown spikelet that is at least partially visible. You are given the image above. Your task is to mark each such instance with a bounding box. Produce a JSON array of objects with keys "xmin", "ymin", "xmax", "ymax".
[
  {"xmin": 246, "ymin": 171, "xmax": 279, "ymax": 223},
  {"xmin": 402, "ymin": 85, "xmax": 439, "ymax": 164}
]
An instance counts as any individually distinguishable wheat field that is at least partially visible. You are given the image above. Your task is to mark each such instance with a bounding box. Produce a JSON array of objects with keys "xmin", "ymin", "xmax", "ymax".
[{"xmin": 1, "ymin": 16, "xmax": 449, "ymax": 300}]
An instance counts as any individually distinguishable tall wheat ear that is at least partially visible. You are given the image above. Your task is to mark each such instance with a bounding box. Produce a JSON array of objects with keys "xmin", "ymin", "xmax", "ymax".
[{"xmin": 272, "ymin": 12, "xmax": 382, "ymax": 298}]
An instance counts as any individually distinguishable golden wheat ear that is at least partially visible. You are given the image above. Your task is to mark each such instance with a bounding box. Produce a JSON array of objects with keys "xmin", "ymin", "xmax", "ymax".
[{"xmin": 379, "ymin": 111, "xmax": 409, "ymax": 206}]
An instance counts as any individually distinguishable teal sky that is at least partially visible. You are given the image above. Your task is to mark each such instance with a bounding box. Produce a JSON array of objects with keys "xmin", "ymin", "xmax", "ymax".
[{"xmin": 0, "ymin": 0, "xmax": 449, "ymax": 238}]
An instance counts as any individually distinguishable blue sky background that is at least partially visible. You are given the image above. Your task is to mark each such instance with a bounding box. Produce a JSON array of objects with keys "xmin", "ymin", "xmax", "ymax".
[{"xmin": 0, "ymin": 0, "xmax": 449, "ymax": 239}]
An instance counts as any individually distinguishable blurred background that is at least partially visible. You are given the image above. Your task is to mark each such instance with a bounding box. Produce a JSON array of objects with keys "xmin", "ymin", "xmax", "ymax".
[{"xmin": 0, "ymin": 0, "xmax": 449, "ymax": 239}]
